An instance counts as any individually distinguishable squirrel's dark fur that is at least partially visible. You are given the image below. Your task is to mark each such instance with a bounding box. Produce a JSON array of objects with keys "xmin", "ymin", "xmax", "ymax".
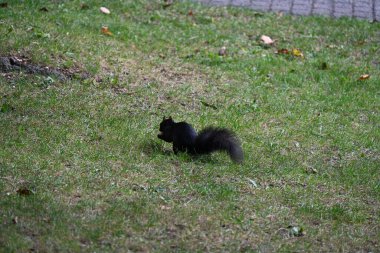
[{"xmin": 157, "ymin": 117, "xmax": 243, "ymax": 163}]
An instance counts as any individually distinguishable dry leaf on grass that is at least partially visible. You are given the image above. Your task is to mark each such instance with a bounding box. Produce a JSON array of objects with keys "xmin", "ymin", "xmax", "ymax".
[
  {"xmin": 101, "ymin": 26, "xmax": 113, "ymax": 36},
  {"xmin": 276, "ymin": 48, "xmax": 304, "ymax": 58},
  {"xmin": 260, "ymin": 35, "xmax": 274, "ymax": 45},
  {"xmin": 291, "ymin": 48, "xmax": 304, "ymax": 58},
  {"xmin": 218, "ymin": 46, "xmax": 227, "ymax": 56},
  {"xmin": 100, "ymin": 7, "xmax": 110, "ymax": 14},
  {"xmin": 358, "ymin": 74, "xmax": 370, "ymax": 80},
  {"xmin": 277, "ymin": 48, "xmax": 289, "ymax": 54}
]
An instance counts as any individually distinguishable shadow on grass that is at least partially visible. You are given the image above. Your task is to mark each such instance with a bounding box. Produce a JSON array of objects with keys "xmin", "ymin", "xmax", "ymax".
[
  {"xmin": 140, "ymin": 140, "xmax": 171, "ymax": 156},
  {"xmin": 139, "ymin": 140, "xmax": 223, "ymax": 164}
]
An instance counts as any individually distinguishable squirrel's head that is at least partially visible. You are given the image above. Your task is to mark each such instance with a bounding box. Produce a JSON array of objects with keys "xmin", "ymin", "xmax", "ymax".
[{"xmin": 157, "ymin": 116, "xmax": 175, "ymax": 142}]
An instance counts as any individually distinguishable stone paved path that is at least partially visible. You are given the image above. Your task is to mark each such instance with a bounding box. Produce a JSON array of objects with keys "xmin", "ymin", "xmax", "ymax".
[{"xmin": 194, "ymin": 0, "xmax": 380, "ymax": 21}]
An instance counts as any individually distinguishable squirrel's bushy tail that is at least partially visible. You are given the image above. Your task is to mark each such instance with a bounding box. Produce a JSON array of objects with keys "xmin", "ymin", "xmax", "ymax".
[{"xmin": 195, "ymin": 127, "xmax": 244, "ymax": 163}]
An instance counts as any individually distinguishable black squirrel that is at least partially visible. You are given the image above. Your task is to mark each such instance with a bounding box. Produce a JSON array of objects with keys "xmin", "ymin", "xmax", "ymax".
[{"xmin": 157, "ymin": 117, "xmax": 243, "ymax": 163}]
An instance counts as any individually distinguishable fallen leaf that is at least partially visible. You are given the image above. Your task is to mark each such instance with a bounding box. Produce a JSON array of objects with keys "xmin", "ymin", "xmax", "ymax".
[
  {"xmin": 277, "ymin": 48, "xmax": 289, "ymax": 54},
  {"xmin": 0, "ymin": 2, "xmax": 8, "ymax": 8},
  {"xmin": 292, "ymin": 48, "xmax": 304, "ymax": 58},
  {"xmin": 358, "ymin": 74, "xmax": 370, "ymax": 80},
  {"xmin": 100, "ymin": 7, "xmax": 110, "ymax": 14},
  {"xmin": 101, "ymin": 26, "xmax": 113, "ymax": 36},
  {"xmin": 17, "ymin": 187, "xmax": 33, "ymax": 196},
  {"xmin": 260, "ymin": 35, "xmax": 274, "ymax": 45},
  {"xmin": 188, "ymin": 10, "xmax": 193, "ymax": 16},
  {"xmin": 39, "ymin": 7, "xmax": 48, "ymax": 12},
  {"xmin": 218, "ymin": 46, "xmax": 227, "ymax": 56}
]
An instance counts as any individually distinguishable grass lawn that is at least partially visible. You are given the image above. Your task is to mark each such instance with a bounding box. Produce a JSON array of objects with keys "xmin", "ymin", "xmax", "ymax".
[{"xmin": 0, "ymin": 0, "xmax": 379, "ymax": 252}]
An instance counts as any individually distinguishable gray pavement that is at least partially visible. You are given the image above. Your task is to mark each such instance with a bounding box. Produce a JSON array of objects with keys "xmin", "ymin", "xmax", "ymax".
[{"xmin": 194, "ymin": 0, "xmax": 380, "ymax": 21}]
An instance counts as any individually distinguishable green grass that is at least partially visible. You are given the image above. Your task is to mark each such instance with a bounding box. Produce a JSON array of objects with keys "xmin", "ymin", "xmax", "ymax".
[{"xmin": 1, "ymin": 0, "xmax": 379, "ymax": 252}]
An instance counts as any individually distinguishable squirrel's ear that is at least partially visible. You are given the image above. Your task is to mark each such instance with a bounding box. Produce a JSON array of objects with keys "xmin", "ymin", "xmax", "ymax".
[
  {"xmin": 169, "ymin": 116, "xmax": 172, "ymax": 120},
  {"xmin": 163, "ymin": 116, "xmax": 166, "ymax": 121}
]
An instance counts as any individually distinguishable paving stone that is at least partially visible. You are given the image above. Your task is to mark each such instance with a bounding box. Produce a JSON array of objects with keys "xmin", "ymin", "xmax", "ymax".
[
  {"xmin": 194, "ymin": 0, "xmax": 378, "ymax": 21},
  {"xmin": 376, "ymin": 0, "xmax": 380, "ymax": 21},
  {"xmin": 312, "ymin": 0, "xmax": 333, "ymax": 16},
  {"xmin": 250, "ymin": 0, "xmax": 271, "ymax": 11},
  {"xmin": 271, "ymin": 0, "xmax": 292, "ymax": 12},
  {"xmin": 209, "ymin": 0, "xmax": 231, "ymax": 6},
  {"xmin": 292, "ymin": 0, "xmax": 313, "ymax": 15},
  {"xmin": 230, "ymin": 0, "xmax": 251, "ymax": 7},
  {"xmin": 353, "ymin": 0, "xmax": 374, "ymax": 19},
  {"xmin": 333, "ymin": 0, "xmax": 353, "ymax": 18},
  {"xmin": 195, "ymin": 0, "xmax": 212, "ymax": 4}
]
